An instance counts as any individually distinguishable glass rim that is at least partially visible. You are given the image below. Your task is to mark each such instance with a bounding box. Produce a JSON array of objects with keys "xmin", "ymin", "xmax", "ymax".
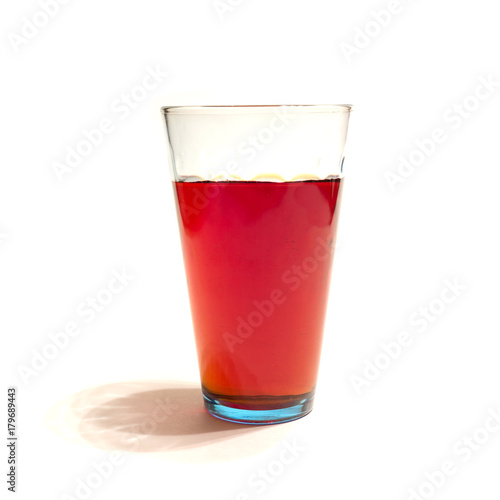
[{"xmin": 161, "ymin": 104, "xmax": 353, "ymax": 115}]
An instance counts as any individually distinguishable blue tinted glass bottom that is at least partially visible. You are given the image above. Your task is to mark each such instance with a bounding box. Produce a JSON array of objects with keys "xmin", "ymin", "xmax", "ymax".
[{"xmin": 202, "ymin": 387, "xmax": 315, "ymax": 425}]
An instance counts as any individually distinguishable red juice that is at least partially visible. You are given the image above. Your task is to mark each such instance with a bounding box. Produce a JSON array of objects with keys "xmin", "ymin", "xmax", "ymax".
[{"xmin": 174, "ymin": 178, "xmax": 343, "ymax": 408}]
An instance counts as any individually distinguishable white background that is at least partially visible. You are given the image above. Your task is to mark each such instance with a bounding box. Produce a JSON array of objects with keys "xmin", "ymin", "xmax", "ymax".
[{"xmin": 2, "ymin": 0, "xmax": 500, "ymax": 499}]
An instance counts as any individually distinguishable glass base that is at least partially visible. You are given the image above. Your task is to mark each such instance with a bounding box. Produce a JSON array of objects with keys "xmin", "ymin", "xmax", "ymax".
[{"xmin": 202, "ymin": 387, "xmax": 315, "ymax": 425}]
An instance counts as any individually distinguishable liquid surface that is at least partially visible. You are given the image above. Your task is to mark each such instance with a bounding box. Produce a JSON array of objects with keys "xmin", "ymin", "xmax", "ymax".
[{"xmin": 174, "ymin": 178, "xmax": 343, "ymax": 398}]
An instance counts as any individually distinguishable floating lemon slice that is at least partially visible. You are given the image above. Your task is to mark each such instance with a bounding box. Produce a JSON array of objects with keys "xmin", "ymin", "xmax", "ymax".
[
  {"xmin": 290, "ymin": 173, "xmax": 322, "ymax": 181},
  {"xmin": 251, "ymin": 173, "xmax": 287, "ymax": 182}
]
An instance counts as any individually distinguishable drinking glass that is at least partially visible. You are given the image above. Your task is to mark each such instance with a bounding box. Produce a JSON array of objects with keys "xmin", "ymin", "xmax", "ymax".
[{"xmin": 161, "ymin": 104, "xmax": 352, "ymax": 424}]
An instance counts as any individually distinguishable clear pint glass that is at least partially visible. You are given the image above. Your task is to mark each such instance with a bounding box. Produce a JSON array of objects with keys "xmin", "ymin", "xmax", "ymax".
[{"xmin": 161, "ymin": 104, "xmax": 352, "ymax": 424}]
